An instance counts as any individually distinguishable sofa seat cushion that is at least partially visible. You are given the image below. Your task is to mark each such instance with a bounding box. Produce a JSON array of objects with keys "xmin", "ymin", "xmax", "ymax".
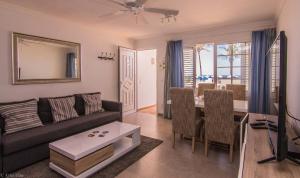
[{"xmin": 2, "ymin": 111, "xmax": 121, "ymax": 155}]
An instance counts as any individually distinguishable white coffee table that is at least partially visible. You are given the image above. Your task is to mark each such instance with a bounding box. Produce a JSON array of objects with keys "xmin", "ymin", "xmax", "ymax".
[{"xmin": 49, "ymin": 121, "xmax": 141, "ymax": 178}]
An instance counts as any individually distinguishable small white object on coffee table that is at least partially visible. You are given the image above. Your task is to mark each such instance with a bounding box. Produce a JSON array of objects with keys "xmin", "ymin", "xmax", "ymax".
[{"xmin": 49, "ymin": 121, "xmax": 141, "ymax": 178}]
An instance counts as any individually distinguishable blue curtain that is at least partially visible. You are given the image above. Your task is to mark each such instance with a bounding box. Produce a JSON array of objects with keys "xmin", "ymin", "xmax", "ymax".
[
  {"xmin": 163, "ymin": 40, "xmax": 184, "ymax": 118},
  {"xmin": 249, "ymin": 28, "xmax": 276, "ymax": 114},
  {"xmin": 66, "ymin": 53, "xmax": 76, "ymax": 78}
]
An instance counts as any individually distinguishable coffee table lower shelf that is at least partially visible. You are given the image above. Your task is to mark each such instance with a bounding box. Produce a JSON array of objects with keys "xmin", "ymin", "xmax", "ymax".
[{"xmin": 49, "ymin": 137, "xmax": 139, "ymax": 178}]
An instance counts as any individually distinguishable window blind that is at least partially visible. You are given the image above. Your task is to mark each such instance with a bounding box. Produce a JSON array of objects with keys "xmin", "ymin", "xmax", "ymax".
[{"xmin": 183, "ymin": 48, "xmax": 195, "ymax": 87}]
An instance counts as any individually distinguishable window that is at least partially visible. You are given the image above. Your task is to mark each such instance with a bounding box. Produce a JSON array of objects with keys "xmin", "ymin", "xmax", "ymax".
[
  {"xmin": 270, "ymin": 40, "xmax": 280, "ymax": 103},
  {"xmin": 195, "ymin": 44, "xmax": 214, "ymax": 85},
  {"xmin": 217, "ymin": 42, "xmax": 251, "ymax": 90},
  {"xmin": 184, "ymin": 42, "xmax": 251, "ymax": 89}
]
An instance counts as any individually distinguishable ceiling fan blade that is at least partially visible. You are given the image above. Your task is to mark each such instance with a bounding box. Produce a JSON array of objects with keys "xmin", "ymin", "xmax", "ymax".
[
  {"xmin": 136, "ymin": 0, "xmax": 148, "ymax": 6},
  {"xmin": 98, "ymin": 11, "xmax": 124, "ymax": 18},
  {"xmin": 98, "ymin": 10, "xmax": 128, "ymax": 22},
  {"xmin": 107, "ymin": 0, "xmax": 128, "ymax": 8},
  {"xmin": 144, "ymin": 7, "xmax": 179, "ymax": 16}
]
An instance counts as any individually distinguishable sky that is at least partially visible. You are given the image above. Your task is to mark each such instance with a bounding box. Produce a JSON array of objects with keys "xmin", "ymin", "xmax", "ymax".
[{"xmin": 195, "ymin": 44, "xmax": 247, "ymax": 77}]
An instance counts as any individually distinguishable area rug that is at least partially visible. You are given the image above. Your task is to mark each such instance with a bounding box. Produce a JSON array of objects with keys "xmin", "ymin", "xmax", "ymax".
[{"xmin": 13, "ymin": 136, "xmax": 163, "ymax": 178}]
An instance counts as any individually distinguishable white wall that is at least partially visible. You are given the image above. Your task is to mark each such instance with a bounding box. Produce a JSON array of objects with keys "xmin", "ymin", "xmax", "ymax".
[
  {"xmin": 134, "ymin": 21, "xmax": 275, "ymax": 114},
  {"xmin": 277, "ymin": 0, "xmax": 300, "ymax": 133},
  {"xmin": 0, "ymin": 2, "xmax": 133, "ymax": 102},
  {"xmin": 137, "ymin": 49, "xmax": 157, "ymax": 109}
]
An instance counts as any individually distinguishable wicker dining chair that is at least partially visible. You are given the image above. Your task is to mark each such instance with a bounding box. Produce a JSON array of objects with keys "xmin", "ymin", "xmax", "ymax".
[
  {"xmin": 197, "ymin": 83, "xmax": 215, "ymax": 118},
  {"xmin": 226, "ymin": 84, "xmax": 246, "ymax": 100},
  {"xmin": 197, "ymin": 83, "xmax": 215, "ymax": 96},
  {"xmin": 170, "ymin": 88, "xmax": 201, "ymax": 153},
  {"xmin": 204, "ymin": 89, "xmax": 237, "ymax": 162}
]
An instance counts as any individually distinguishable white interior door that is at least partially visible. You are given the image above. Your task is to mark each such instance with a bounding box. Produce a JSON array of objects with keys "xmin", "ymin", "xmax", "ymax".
[{"xmin": 119, "ymin": 47, "xmax": 137, "ymax": 114}]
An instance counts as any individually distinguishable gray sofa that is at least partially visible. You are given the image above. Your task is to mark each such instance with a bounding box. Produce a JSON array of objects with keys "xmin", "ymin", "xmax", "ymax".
[{"xmin": 0, "ymin": 93, "xmax": 122, "ymax": 173}]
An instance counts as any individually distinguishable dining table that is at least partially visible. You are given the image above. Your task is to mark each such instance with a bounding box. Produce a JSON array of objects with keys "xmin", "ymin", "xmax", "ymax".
[{"xmin": 167, "ymin": 96, "xmax": 248, "ymax": 113}]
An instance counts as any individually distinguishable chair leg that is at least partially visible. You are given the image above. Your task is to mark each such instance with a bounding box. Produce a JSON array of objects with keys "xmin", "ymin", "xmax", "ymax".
[
  {"xmin": 229, "ymin": 143, "xmax": 233, "ymax": 162},
  {"xmin": 205, "ymin": 138, "xmax": 208, "ymax": 157},
  {"xmin": 180, "ymin": 134, "xmax": 183, "ymax": 139},
  {"xmin": 201, "ymin": 126, "xmax": 205, "ymax": 142},
  {"xmin": 172, "ymin": 132, "xmax": 176, "ymax": 148},
  {"xmin": 200, "ymin": 123, "xmax": 205, "ymax": 143},
  {"xmin": 192, "ymin": 136, "xmax": 196, "ymax": 153}
]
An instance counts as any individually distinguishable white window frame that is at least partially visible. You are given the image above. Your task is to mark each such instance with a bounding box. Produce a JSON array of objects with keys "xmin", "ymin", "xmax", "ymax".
[
  {"xmin": 186, "ymin": 42, "xmax": 251, "ymax": 89},
  {"xmin": 215, "ymin": 42, "xmax": 251, "ymax": 89}
]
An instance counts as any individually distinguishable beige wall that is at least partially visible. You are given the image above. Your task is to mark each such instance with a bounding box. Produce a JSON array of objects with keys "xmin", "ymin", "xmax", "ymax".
[
  {"xmin": 0, "ymin": 2, "xmax": 133, "ymax": 102},
  {"xmin": 135, "ymin": 21, "xmax": 275, "ymax": 114},
  {"xmin": 277, "ymin": 0, "xmax": 300, "ymax": 133}
]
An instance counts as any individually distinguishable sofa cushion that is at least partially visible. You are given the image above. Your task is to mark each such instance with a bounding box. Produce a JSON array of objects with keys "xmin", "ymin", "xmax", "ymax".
[
  {"xmin": 75, "ymin": 92, "xmax": 101, "ymax": 115},
  {"xmin": 2, "ymin": 111, "xmax": 120, "ymax": 155},
  {"xmin": 82, "ymin": 93, "xmax": 104, "ymax": 115},
  {"xmin": 0, "ymin": 99, "xmax": 43, "ymax": 134},
  {"xmin": 38, "ymin": 95, "xmax": 73, "ymax": 124},
  {"xmin": 0, "ymin": 99, "xmax": 36, "ymax": 133},
  {"xmin": 48, "ymin": 96, "xmax": 79, "ymax": 122}
]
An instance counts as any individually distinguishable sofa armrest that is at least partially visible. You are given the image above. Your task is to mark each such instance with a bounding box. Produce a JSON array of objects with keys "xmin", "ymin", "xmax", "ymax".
[
  {"xmin": 102, "ymin": 100, "xmax": 123, "ymax": 121},
  {"xmin": 0, "ymin": 128, "xmax": 2, "ymax": 174}
]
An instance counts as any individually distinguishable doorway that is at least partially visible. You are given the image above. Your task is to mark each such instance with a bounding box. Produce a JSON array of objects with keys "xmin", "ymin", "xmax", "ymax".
[{"xmin": 137, "ymin": 49, "xmax": 157, "ymax": 114}]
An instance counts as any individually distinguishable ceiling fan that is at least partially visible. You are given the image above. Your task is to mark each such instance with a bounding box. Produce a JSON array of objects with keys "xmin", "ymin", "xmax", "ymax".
[{"xmin": 101, "ymin": 0, "xmax": 179, "ymax": 24}]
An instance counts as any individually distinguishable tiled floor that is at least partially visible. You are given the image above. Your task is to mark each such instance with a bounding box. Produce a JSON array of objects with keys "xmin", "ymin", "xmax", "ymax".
[
  {"xmin": 117, "ymin": 111, "xmax": 239, "ymax": 178},
  {"xmin": 138, "ymin": 105, "xmax": 157, "ymax": 115}
]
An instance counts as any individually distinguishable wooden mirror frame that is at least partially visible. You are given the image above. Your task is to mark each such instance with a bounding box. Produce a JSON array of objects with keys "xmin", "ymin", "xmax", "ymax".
[{"xmin": 12, "ymin": 32, "xmax": 81, "ymax": 85}]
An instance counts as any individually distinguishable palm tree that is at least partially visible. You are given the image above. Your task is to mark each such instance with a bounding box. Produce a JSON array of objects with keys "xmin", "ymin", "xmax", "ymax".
[
  {"xmin": 218, "ymin": 43, "xmax": 244, "ymax": 83},
  {"xmin": 196, "ymin": 44, "xmax": 211, "ymax": 81}
]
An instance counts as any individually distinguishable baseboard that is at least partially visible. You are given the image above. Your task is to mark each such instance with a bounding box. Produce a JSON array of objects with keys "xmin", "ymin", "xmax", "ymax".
[
  {"xmin": 137, "ymin": 105, "xmax": 156, "ymax": 111},
  {"xmin": 157, "ymin": 113, "xmax": 163, "ymax": 116},
  {"xmin": 123, "ymin": 110, "xmax": 137, "ymax": 116}
]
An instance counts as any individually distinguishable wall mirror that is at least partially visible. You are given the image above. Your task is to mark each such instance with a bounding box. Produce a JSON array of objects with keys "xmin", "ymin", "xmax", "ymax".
[{"xmin": 12, "ymin": 32, "xmax": 81, "ymax": 85}]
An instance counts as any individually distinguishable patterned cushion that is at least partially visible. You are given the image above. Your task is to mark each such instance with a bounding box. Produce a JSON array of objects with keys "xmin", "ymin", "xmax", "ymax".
[
  {"xmin": 0, "ymin": 99, "xmax": 43, "ymax": 134},
  {"xmin": 82, "ymin": 93, "xmax": 104, "ymax": 115},
  {"xmin": 74, "ymin": 92, "xmax": 100, "ymax": 115},
  {"xmin": 48, "ymin": 97, "xmax": 79, "ymax": 122},
  {"xmin": 38, "ymin": 95, "xmax": 74, "ymax": 124}
]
